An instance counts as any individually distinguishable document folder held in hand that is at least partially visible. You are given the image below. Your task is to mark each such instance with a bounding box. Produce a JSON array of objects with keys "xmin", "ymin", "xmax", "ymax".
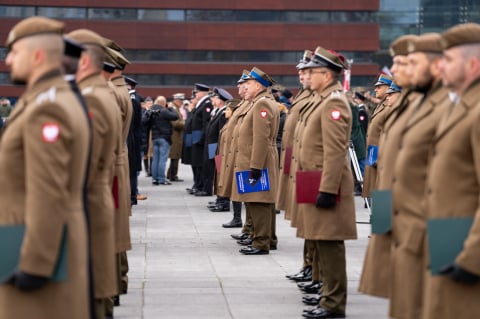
[
  {"xmin": 295, "ymin": 170, "xmax": 341, "ymax": 204},
  {"xmin": 0, "ymin": 225, "xmax": 68, "ymax": 283},
  {"xmin": 214, "ymin": 154, "xmax": 222, "ymax": 173},
  {"xmin": 371, "ymin": 190, "xmax": 392, "ymax": 234},
  {"xmin": 283, "ymin": 147, "xmax": 293, "ymax": 175},
  {"xmin": 235, "ymin": 168, "xmax": 270, "ymax": 194},
  {"xmin": 427, "ymin": 217, "xmax": 473, "ymax": 275},
  {"xmin": 208, "ymin": 143, "xmax": 218, "ymax": 159},
  {"xmin": 366, "ymin": 145, "xmax": 378, "ymax": 166}
]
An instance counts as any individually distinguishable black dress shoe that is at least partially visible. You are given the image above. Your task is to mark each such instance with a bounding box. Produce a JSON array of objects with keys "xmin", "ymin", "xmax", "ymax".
[
  {"xmin": 237, "ymin": 238, "xmax": 253, "ymax": 246},
  {"xmin": 231, "ymin": 232, "xmax": 248, "ymax": 240},
  {"xmin": 297, "ymin": 280, "xmax": 321, "ymax": 289},
  {"xmin": 270, "ymin": 244, "xmax": 277, "ymax": 250},
  {"xmin": 286, "ymin": 266, "xmax": 311, "ymax": 279},
  {"xmin": 209, "ymin": 204, "xmax": 230, "ymax": 212},
  {"xmin": 302, "ymin": 294, "xmax": 321, "ymax": 306},
  {"xmin": 159, "ymin": 181, "xmax": 172, "ymax": 185},
  {"xmin": 186, "ymin": 188, "xmax": 197, "ymax": 194},
  {"xmin": 302, "ymin": 307, "xmax": 345, "ymax": 318},
  {"xmin": 239, "ymin": 246, "xmax": 269, "ymax": 255},
  {"xmin": 222, "ymin": 219, "xmax": 243, "ymax": 228},
  {"xmin": 301, "ymin": 282, "xmax": 322, "ymax": 294},
  {"xmin": 291, "ymin": 266, "xmax": 313, "ymax": 282},
  {"xmin": 195, "ymin": 191, "xmax": 212, "ymax": 197},
  {"xmin": 113, "ymin": 295, "xmax": 120, "ymax": 306}
]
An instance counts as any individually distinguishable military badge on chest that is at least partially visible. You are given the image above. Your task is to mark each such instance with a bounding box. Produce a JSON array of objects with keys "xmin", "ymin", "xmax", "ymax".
[{"xmin": 42, "ymin": 123, "xmax": 60, "ymax": 143}]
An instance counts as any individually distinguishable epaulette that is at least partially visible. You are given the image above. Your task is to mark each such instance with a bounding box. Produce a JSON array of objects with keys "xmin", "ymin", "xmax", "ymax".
[
  {"xmin": 81, "ymin": 86, "xmax": 94, "ymax": 96},
  {"xmin": 36, "ymin": 87, "xmax": 56, "ymax": 105},
  {"xmin": 329, "ymin": 90, "xmax": 342, "ymax": 99}
]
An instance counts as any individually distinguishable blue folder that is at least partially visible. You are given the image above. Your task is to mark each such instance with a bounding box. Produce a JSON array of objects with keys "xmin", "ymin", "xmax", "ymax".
[
  {"xmin": 366, "ymin": 145, "xmax": 378, "ymax": 166},
  {"xmin": 235, "ymin": 168, "xmax": 270, "ymax": 194},
  {"xmin": 0, "ymin": 225, "xmax": 68, "ymax": 283},
  {"xmin": 427, "ymin": 217, "xmax": 473, "ymax": 275},
  {"xmin": 192, "ymin": 130, "xmax": 203, "ymax": 144},
  {"xmin": 184, "ymin": 133, "xmax": 192, "ymax": 147},
  {"xmin": 208, "ymin": 143, "xmax": 218, "ymax": 159}
]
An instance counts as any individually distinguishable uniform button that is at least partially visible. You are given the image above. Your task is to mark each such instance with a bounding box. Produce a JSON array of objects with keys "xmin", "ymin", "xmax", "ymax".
[
  {"xmin": 427, "ymin": 187, "xmax": 432, "ymax": 194},
  {"xmin": 432, "ymin": 149, "xmax": 436, "ymax": 156},
  {"xmin": 392, "ymin": 177, "xmax": 396, "ymax": 183},
  {"xmin": 394, "ymin": 241, "xmax": 399, "ymax": 248},
  {"xmin": 394, "ymin": 210, "xmax": 399, "ymax": 215}
]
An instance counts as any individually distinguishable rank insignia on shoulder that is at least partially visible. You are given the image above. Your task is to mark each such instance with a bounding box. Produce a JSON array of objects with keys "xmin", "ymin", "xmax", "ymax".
[
  {"xmin": 330, "ymin": 91, "xmax": 341, "ymax": 99},
  {"xmin": 260, "ymin": 109, "xmax": 268, "ymax": 118},
  {"xmin": 36, "ymin": 87, "xmax": 56, "ymax": 105},
  {"xmin": 330, "ymin": 109, "xmax": 341, "ymax": 121},
  {"xmin": 82, "ymin": 87, "xmax": 94, "ymax": 95},
  {"xmin": 42, "ymin": 123, "xmax": 60, "ymax": 143}
]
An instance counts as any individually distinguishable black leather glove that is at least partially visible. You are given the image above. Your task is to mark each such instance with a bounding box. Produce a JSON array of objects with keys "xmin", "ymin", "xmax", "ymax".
[
  {"xmin": 4, "ymin": 268, "xmax": 49, "ymax": 291},
  {"xmin": 248, "ymin": 168, "xmax": 262, "ymax": 185},
  {"xmin": 439, "ymin": 263, "xmax": 480, "ymax": 284},
  {"xmin": 315, "ymin": 192, "xmax": 337, "ymax": 209}
]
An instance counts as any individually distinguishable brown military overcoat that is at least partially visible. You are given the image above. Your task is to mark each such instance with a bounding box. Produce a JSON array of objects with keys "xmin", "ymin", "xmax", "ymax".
[
  {"xmin": 169, "ymin": 106, "xmax": 185, "ymax": 160},
  {"xmin": 423, "ymin": 79, "xmax": 480, "ymax": 319},
  {"xmin": 275, "ymin": 89, "xmax": 314, "ymax": 216},
  {"xmin": 109, "ymin": 76, "xmax": 132, "ymax": 252},
  {"xmin": 358, "ymin": 91, "xmax": 422, "ymax": 297},
  {"xmin": 389, "ymin": 84, "xmax": 448, "ymax": 319},
  {"xmin": 295, "ymin": 83, "xmax": 357, "ymax": 241},
  {"xmin": 362, "ymin": 100, "xmax": 390, "ymax": 198},
  {"xmin": 230, "ymin": 91, "xmax": 279, "ymax": 203},
  {"xmin": 0, "ymin": 70, "xmax": 90, "ymax": 318},
  {"xmin": 79, "ymin": 73, "xmax": 121, "ymax": 299}
]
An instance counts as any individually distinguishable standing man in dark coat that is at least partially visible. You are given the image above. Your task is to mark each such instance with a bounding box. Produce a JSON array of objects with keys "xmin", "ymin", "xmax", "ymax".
[
  {"xmin": 167, "ymin": 93, "xmax": 186, "ymax": 182},
  {"xmin": 188, "ymin": 83, "xmax": 212, "ymax": 195}
]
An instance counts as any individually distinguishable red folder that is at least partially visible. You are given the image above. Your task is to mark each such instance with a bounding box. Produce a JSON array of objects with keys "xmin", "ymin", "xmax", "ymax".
[
  {"xmin": 296, "ymin": 170, "xmax": 340, "ymax": 204},
  {"xmin": 214, "ymin": 154, "xmax": 223, "ymax": 173},
  {"xmin": 283, "ymin": 147, "xmax": 293, "ymax": 175},
  {"xmin": 112, "ymin": 176, "xmax": 119, "ymax": 209}
]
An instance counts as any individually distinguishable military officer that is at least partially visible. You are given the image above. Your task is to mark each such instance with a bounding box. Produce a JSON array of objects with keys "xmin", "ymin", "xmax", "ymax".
[
  {"xmin": 103, "ymin": 40, "xmax": 133, "ymax": 307},
  {"xmin": 67, "ymin": 28, "xmax": 124, "ymax": 319},
  {"xmin": 384, "ymin": 82, "xmax": 402, "ymax": 107},
  {"xmin": 230, "ymin": 67, "xmax": 280, "ymax": 255},
  {"xmin": 423, "ymin": 23, "xmax": 480, "ymax": 319},
  {"xmin": 0, "ymin": 16, "xmax": 91, "ymax": 318},
  {"xmin": 358, "ymin": 34, "xmax": 419, "ymax": 299},
  {"xmin": 296, "ymin": 47, "xmax": 356, "ymax": 319},
  {"xmin": 167, "ymin": 93, "xmax": 186, "ymax": 182},
  {"xmin": 188, "ymin": 83, "xmax": 212, "ymax": 195},
  {"xmin": 388, "ymin": 32, "xmax": 449, "ymax": 319}
]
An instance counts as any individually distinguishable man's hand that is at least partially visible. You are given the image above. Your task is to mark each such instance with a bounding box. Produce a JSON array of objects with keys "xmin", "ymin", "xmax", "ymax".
[
  {"xmin": 3, "ymin": 268, "xmax": 49, "ymax": 291},
  {"xmin": 315, "ymin": 192, "xmax": 337, "ymax": 209},
  {"xmin": 248, "ymin": 168, "xmax": 262, "ymax": 185}
]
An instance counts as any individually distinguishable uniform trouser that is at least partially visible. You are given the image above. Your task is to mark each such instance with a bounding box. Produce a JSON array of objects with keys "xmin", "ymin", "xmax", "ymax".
[
  {"xmin": 245, "ymin": 202, "xmax": 274, "ymax": 251},
  {"xmin": 167, "ymin": 158, "xmax": 179, "ymax": 180},
  {"xmin": 202, "ymin": 158, "xmax": 215, "ymax": 194},
  {"xmin": 314, "ymin": 240, "xmax": 347, "ymax": 314},
  {"xmin": 192, "ymin": 165, "xmax": 203, "ymax": 190},
  {"xmin": 303, "ymin": 239, "xmax": 315, "ymax": 269},
  {"xmin": 130, "ymin": 168, "xmax": 138, "ymax": 204},
  {"xmin": 106, "ymin": 251, "xmax": 128, "ymax": 316},
  {"xmin": 95, "ymin": 298, "xmax": 105, "ymax": 319},
  {"xmin": 242, "ymin": 206, "xmax": 253, "ymax": 235},
  {"xmin": 309, "ymin": 240, "xmax": 323, "ymax": 282}
]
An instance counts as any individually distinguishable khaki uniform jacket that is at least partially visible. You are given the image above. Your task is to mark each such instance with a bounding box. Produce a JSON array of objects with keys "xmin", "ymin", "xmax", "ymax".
[
  {"xmin": 275, "ymin": 89, "xmax": 313, "ymax": 215},
  {"xmin": 79, "ymin": 73, "xmax": 121, "ymax": 299},
  {"xmin": 389, "ymin": 84, "xmax": 448, "ymax": 319},
  {"xmin": 0, "ymin": 70, "xmax": 90, "ymax": 319},
  {"xmin": 358, "ymin": 91, "xmax": 422, "ymax": 298},
  {"xmin": 295, "ymin": 82, "xmax": 356, "ymax": 241},
  {"xmin": 362, "ymin": 100, "xmax": 389, "ymax": 197},
  {"xmin": 169, "ymin": 106, "xmax": 185, "ymax": 159},
  {"xmin": 109, "ymin": 76, "xmax": 132, "ymax": 252},
  {"xmin": 216, "ymin": 100, "xmax": 248, "ymax": 197},
  {"xmin": 230, "ymin": 91, "xmax": 279, "ymax": 203},
  {"xmin": 423, "ymin": 79, "xmax": 480, "ymax": 319}
]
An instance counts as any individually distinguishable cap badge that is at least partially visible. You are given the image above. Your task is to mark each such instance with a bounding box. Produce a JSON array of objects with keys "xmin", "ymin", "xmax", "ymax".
[
  {"xmin": 330, "ymin": 110, "xmax": 341, "ymax": 121},
  {"xmin": 206, "ymin": 107, "xmax": 211, "ymax": 112},
  {"xmin": 260, "ymin": 109, "xmax": 268, "ymax": 118},
  {"xmin": 42, "ymin": 123, "xmax": 60, "ymax": 143}
]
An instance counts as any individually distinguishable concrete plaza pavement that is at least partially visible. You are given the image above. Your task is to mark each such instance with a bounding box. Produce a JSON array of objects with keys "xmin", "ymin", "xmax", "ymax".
[{"xmin": 115, "ymin": 165, "xmax": 389, "ymax": 319}]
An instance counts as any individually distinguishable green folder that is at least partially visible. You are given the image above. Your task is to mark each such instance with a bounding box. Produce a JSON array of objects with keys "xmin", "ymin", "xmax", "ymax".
[
  {"xmin": 0, "ymin": 225, "xmax": 68, "ymax": 283},
  {"xmin": 427, "ymin": 217, "xmax": 473, "ymax": 275},
  {"xmin": 371, "ymin": 190, "xmax": 392, "ymax": 234}
]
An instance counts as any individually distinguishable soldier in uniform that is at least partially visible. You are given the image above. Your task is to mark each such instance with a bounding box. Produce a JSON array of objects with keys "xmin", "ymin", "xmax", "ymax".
[
  {"xmin": 203, "ymin": 87, "xmax": 233, "ymax": 209},
  {"xmin": 230, "ymin": 67, "xmax": 280, "ymax": 255},
  {"xmin": 388, "ymin": 32, "xmax": 449, "ymax": 319},
  {"xmin": 188, "ymin": 83, "xmax": 212, "ymax": 195},
  {"xmin": 103, "ymin": 41, "xmax": 133, "ymax": 307},
  {"xmin": 296, "ymin": 47, "xmax": 356, "ymax": 319},
  {"xmin": 384, "ymin": 82, "xmax": 402, "ymax": 107},
  {"xmin": 423, "ymin": 23, "xmax": 480, "ymax": 319},
  {"xmin": 67, "ymin": 28, "xmax": 123, "ymax": 319},
  {"xmin": 167, "ymin": 93, "xmax": 186, "ymax": 182},
  {"xmin": 358, "ymin": 34, "xmax": 418, "ymax": 299},
  {"xmin": 0, "ymin": 16, "xmax": 91, "ymax": 318}
]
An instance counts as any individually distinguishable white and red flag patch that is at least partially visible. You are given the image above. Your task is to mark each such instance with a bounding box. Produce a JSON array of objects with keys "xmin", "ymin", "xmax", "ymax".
[
  {"xmin": 330, "ymin": 109, "xmax": 341, "ymax": 121},
  {"xmin": 260, "ymin": 109, "xmax": 268, "ymax": 118},
  {"xmin": 42, "ymin": 123, "xmax": 60, "ymax": 143}
]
